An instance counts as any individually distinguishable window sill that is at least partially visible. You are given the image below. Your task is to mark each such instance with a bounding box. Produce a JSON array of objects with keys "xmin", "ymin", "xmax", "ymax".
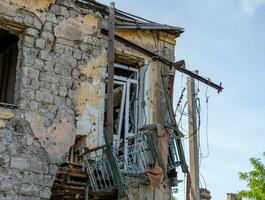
[{"xmin": 0, "ymin": 102, "xmax": 17, "ymax": 109}]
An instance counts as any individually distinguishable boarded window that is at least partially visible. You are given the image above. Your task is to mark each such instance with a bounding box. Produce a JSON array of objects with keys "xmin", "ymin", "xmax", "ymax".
[{"xmin": 0, "ymin": 29, "xmax": 18, "ymax": 104}]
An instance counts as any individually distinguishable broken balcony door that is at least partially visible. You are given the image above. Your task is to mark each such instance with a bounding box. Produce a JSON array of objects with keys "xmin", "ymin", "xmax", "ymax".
[{"xmin": 112, "ymin": 64, "xmax": 139, "ymax": 168}]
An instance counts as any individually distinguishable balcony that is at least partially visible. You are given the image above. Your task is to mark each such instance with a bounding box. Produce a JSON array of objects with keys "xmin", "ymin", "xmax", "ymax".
[{"xmin": 83, "ymin": 124, "xmax": 181, "ymax": 199}]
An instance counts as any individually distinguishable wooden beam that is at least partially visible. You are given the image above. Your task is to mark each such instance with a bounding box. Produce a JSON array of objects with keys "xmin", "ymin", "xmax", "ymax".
[
  {"xmin": 187, "ymin": 77, "xmax": 200, "ymax": 200},
  {"xmin": 104, "ymin": 130, "xmax": 127, "ymax": 199},
  {"xmin": 106, "ymin": 2, "xmax": 115, "ymax": 143},
  {"xmin": 0, "ymin": 102, "xmax": 17, "ymax": 108}
]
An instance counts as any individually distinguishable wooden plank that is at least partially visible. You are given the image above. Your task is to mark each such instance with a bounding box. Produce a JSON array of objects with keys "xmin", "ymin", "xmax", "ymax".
[
  {"xmin": 104, "ymin": 131, "xmax": 126, "ymax": 199},
  {"xmin": 0, "ymin": 102, "xmax": 17, "ymax": 108},
  {"xmin": 58, "ymin": 171, "xmax": 88, "ymax": 179},
  {"xmin": 106, "ymin": 2, "xmax": 115, "ymax": 143},
  {"xmin": 187, "ymin": 77, "xmax": 200, "ymax": 200}
]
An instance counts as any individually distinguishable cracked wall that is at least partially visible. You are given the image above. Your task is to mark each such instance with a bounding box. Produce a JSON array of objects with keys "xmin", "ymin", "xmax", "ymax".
[
  {"xmin": 0, "ymin": 0, "xmax": 106, "ymax": 199},
  {"xmin": 114, "ymin": 30, "xmax": 176, "ymax": 200},
  {"xmin": 0, "ymin": 0, "xmax": 177, "ymax": 199}
]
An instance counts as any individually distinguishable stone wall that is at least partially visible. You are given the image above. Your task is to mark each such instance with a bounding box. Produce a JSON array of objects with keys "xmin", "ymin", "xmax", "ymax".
[
  {"xmin": 0, "ymin": 108, "xmax": 58, "ymax": 200},
  {"xmin": 0, "ymin": 0, "xmax": 107, "ymax": 199},
  {"xmin": 0, "ymin": 0, "xmax": 178, "ymax": 199}
]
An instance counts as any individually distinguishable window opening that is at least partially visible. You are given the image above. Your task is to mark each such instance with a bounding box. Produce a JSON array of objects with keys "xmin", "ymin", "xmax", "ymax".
[
  {"xmin": 107, "ymin": 64, "xmax": 139, "ymax": 170},
  {"xmin": 0, "ymin": 29, "xmax": 18, "ymax": 104}
]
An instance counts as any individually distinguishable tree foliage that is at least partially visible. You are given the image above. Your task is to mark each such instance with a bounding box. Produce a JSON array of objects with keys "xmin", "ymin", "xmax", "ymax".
[{"xmin": 237, "ymin": 152, "xmax": 265, "ymax": 200}]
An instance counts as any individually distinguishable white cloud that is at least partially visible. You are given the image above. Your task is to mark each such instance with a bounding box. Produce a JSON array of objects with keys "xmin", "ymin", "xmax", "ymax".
[{"xmin": 241, "ymin": 0, "xmax": 265, "ymax": 15}]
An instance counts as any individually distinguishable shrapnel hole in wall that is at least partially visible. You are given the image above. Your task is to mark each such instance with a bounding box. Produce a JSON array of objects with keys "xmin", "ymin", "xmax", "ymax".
[{"xmin": 0, "ymin": 29, "xmax": 18, "ymax": 104}]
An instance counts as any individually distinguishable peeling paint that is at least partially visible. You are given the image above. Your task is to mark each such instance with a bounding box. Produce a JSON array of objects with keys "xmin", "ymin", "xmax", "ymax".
[
  {"xmin": 75, "ymin": 52, "xmax": 106, "ymax": 149},
  {"xmin": 26, "ymin": 111, "xmax": 75, "ymax": 163},
  {"xmin": 55, "ymin": 14, "xmax": 99, "ymax": 41},
  {"xmin": 1, "ymin": 0, "xmax": 54, "ymax": 11}
]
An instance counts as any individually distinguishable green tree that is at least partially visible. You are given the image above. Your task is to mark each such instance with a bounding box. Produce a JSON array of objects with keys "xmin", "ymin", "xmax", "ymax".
[
  {"xmin": 237, "ymin": 152, "xmax": 265, "ymax": 200},
  {"xmin": 171, "ymin": 187, "xmax": 178, "ymax": 200}
]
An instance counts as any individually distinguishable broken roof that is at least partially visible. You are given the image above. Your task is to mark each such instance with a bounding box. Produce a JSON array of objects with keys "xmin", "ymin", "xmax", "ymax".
[{"xmin": 76, "ymin": 0, "xmax": 184, "ymax": 37}]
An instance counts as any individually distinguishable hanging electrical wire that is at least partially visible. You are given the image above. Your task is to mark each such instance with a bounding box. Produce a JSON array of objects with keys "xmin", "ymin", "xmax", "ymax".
[
  {"xmin": 175, "ymin": 87, "xmax": 186, "ymax": 116},
  {"xmin": 199, "ymin": 172, "xmax": 207, "ymax": 189},
  {"xmin": 200, "ymin": 85, "xmax": 210, "ymax": 158},
  {"xmin": 181, "ymin": 89, "xmax": 201, "ymax": 139},
  {"xmin": 177, "ymin": 101, "xmax": 188, "ymax": 126}
]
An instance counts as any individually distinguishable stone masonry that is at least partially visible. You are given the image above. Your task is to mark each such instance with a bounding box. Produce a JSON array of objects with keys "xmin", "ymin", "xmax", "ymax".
[
  {"xmin": 0, "ymin": 0, "xmax": 107, "ymax": 199},
  {"xmin": 0, "ymin": 0, "xmax": 179, "ymax": 199}
]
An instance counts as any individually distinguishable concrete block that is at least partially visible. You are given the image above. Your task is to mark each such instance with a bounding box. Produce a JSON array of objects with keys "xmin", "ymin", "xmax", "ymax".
[
  {"xmin": 10, "ymin": 157, "xmax": 30, "ymax": 170},
  {"xmin": 35, "ymin": 38, "xmax": 46, "ymax": 49},
  {"xmin": 30, "ymin": 159, "xmax": 49, "ymax": 174},
  {"xmin": 25, "ymin": 28, "xmax": 39, "ymax": 37},
  {"xmin": 23, "ymin": 36, "xmax": 35, "ymax": 47}
]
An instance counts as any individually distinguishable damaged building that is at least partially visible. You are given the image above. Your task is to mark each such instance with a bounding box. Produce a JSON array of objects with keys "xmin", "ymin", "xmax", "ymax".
[{"xmin": 0, "ymin": 0, "xmax": 223, "ymax": 199}]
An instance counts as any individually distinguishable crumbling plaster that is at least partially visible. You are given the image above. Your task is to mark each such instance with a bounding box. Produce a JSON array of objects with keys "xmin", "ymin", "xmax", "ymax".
[
  {"xmin": 0, "ymin": 0, "xmax": 107, "ymax": 198},
  {"xmin": 0, "ymin": 0, "xmax": 177, "ymax": 199},
  {"xmin": 1, "ymin": 0, "xmax": 54, "ymax": 11},
  {"xmin": 54, "ymin": 14, "xmax": 99, "ymax": 41},
  {"xmin": 75, "ymin": 52, "xmax": 107, "ymax": 149},
  {"xmin": 115, "ymin": 29, "xmax": 176, "ymax": 125},
  {"xmin": 25, "ymin": 112, "xmax": 75, "ymax": 163}
]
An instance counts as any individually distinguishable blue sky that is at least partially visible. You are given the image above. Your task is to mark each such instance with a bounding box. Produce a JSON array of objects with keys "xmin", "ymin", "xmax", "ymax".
[{"xmin": 99, "ymin": 0, "xmax": 265, "ymax": 199}]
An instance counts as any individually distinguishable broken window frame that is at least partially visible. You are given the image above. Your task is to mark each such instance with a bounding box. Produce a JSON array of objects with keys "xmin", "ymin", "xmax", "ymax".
[
  {"xmin": 113, "ymin": 80, "xmax": 126, "ymax": 153},
  {"xmin": 111, "ymin": 64, "xmax": 139, "ymax": 168}
]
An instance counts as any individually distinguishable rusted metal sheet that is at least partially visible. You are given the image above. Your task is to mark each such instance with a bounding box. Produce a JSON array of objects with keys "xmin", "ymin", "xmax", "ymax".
[{"xmin": 75, "ymin": 0, "xmax": 184, "ymax": 37}]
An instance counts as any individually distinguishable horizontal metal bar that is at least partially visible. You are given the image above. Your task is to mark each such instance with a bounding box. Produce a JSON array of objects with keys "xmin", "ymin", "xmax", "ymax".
[
  {"xmin": 175, "ymin": 67, "xmax": 223, "ymax": 92},
  {"xmin": 101, "ymin": 29, "xmax": 223, "ymax": 92},
  {"xmin": 113, "ymin": 75, "xmax": 138, "ymax": 84},
  {"xmin": 116, "ymin": 23, "xmax": 183, "ymax": 31},
  {"xmin": 115, "ymin": 63, "xmax": 139, "ymax": 73}
]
